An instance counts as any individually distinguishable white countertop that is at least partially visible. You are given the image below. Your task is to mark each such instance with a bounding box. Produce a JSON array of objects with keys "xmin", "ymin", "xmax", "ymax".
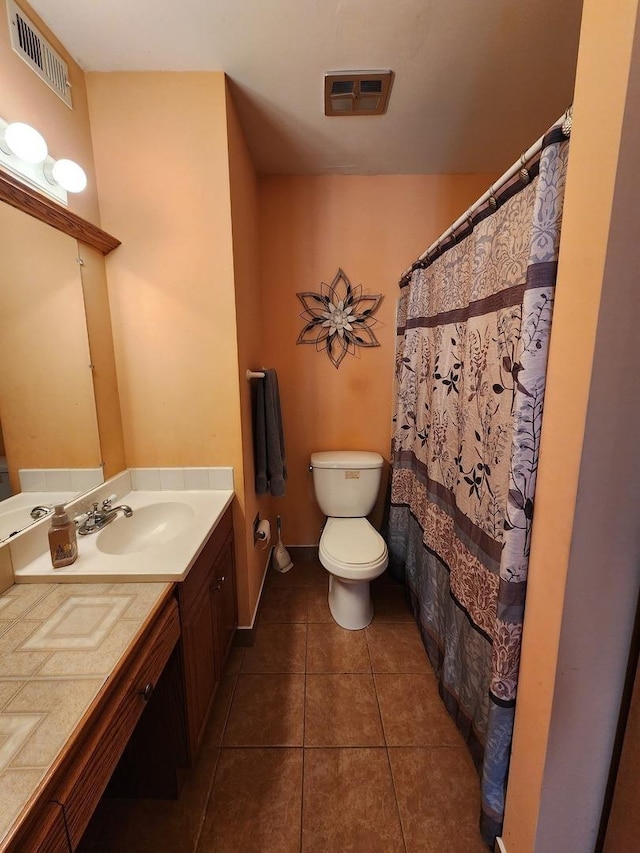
[{"xmin": 13, "ymin": 489, "xmax": 234, "ymax": 584}]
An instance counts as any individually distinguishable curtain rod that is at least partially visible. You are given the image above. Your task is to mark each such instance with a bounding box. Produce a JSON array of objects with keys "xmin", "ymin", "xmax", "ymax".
[{"xmin": 399, "ymin": 107, "xmax": 572, "ymax": 282}]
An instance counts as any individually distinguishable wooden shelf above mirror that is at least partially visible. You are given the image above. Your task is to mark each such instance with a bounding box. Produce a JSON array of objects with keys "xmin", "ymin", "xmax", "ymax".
[{"xmin": 0, "ymin": 166, "xmax": 120, "ymax": 255}]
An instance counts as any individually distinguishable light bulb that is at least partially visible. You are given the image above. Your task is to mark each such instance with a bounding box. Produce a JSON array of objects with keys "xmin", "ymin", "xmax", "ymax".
[
  {"xmin": 4, "ymin": 122, "xmax": 48, "ymax": 164},
  {"xmin": 51, "ymin": 159, "xmax": 87, "ymax": 193}
]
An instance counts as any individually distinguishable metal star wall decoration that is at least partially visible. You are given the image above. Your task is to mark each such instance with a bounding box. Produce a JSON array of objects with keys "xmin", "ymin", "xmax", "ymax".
[{"xmin": 296, "ymin": 269, "xmax": 383, "ymax": 368}]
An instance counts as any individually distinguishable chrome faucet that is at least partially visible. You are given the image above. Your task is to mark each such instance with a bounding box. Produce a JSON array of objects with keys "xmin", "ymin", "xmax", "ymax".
[
  {"xmin": 30, "ymin": 505, "xmax": 52, "ymax": 520},
  {"xmin": 77, "ymin": 498, "xmax": 133, "ymax": 536}
]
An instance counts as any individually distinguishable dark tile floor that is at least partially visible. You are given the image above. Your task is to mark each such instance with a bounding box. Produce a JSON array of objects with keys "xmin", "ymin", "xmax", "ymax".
[{"xmin": 80, "ymin": 559, "xmax": 488, "ymax": 852}]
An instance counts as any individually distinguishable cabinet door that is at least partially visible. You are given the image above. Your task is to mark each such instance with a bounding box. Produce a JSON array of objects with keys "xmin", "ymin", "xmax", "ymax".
[
  {"xmin": 212, "ymin": 533, "xmax": 237, "ymax": 675},
  {"xmin": 177, "ymin": 507, "xmax": 236, "ymax": 764},
  {"xmin": 181, "ymin": 587, "xmax": 216, "ymax": 758}
]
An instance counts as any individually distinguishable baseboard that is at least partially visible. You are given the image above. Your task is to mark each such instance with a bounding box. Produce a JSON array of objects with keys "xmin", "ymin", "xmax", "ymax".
[
  {"xmin": 233, "ymin": 545, "xmax": 320, "ymax": 647},
  {"xmin": 234, "ymin": 546, "xmax": 272, "ymax": 647},
  {"xmin": 496, "ymin": 837, "xmax": 507, "ymax": 853}
]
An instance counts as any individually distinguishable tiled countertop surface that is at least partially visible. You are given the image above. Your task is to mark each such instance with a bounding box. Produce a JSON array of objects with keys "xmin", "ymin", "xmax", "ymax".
[{"xmin": 0, "ymin": 581, "xmax": 172, "ymax": 848}]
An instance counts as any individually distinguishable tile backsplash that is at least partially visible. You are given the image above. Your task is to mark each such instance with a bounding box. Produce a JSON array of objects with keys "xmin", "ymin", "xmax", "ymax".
[
  {"xmin": 131, "ymin": 467, "xmax": 234, "ymax": 491},
  {"xmin": 19, "ymin": 468, "xmax": 104, "ymax": 493}
]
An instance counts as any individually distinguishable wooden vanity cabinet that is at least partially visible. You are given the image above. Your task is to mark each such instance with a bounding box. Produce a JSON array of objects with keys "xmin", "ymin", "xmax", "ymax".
[
  {"xmin": 2, "ymin": 509, "xmax": 236, "ymax": 851},
  {"xmin": 22, "ymin": 802, "xmax": 70, "ymax": 853},
  {"xmin": 177, "ymin": 506, "xmax": 236, "ymax": 763}
]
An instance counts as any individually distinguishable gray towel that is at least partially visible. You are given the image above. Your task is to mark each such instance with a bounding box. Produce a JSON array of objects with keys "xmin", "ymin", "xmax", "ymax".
[{"xmin": 253, "ymin": 369, "xmax": 287, "ymax": 496}]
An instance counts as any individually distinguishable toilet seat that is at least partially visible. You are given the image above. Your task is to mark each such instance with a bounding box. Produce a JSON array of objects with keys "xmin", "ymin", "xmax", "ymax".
[{"xmin": 319, "ymin": 517, "xmax": 388, "ymax": 580}]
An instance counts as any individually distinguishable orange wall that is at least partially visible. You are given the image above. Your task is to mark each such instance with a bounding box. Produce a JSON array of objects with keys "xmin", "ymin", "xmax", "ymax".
[
  {"xmin": 86, "ymin": 72, "xmax": 242, "ymax": 471},
  {"xmin": 259, "ymin": 174, "xmax": 496, "ymax": 545},
  {"xmin": 226, "ymin": 79, "xmax": 273, "ymax": 625},
  {"xmin": 502, "ymin": 0, "xmax": 640, "ymax": 849},
  {"xmin": 0, "ymin": 0, "xmax": 100, "ymax": 224},
  {"xmin": 85, "ymin": 71, "xmax": 257, "ymax": 621}
]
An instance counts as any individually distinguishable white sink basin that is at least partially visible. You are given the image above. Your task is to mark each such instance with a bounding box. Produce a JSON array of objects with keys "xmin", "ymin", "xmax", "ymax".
[
  {"xmin": 12, "ymin": 482, "xmax": 235, "ymax": 583},
  {"xmin": 96, "ymin": 502, "xmax": 196, "ymax": 555}
]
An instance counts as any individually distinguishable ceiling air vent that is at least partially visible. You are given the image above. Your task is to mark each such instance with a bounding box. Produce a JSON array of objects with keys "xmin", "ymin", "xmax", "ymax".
[
  {"xmin": 324, "ymin": 71, "xmax": 393, "ymax": 117},
  {"xmin": 6, "ymin": 0, "xmax": 72, "ymax": 108}
]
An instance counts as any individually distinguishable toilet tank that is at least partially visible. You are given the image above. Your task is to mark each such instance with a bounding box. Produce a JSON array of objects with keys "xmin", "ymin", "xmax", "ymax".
[{"xmin": 311, "ymin": 451, "xmax": 383, "ymax": 517}]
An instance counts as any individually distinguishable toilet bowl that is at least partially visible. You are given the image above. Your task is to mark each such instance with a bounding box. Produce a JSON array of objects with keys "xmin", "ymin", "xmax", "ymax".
[
  {"xmin": 311, "ymin": 451, "xmax": 389, "ymax": 630},
  {"xmin": 319, "ymin": 517, "xmax": 388, "ymax": 629}
]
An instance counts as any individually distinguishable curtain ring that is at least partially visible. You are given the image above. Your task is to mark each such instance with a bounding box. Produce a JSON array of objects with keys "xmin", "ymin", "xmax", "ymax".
[
  {"xmin": 561, "ymin": 106, "xmax": 573, "ymax": 138},
  {"xmin": 519, "ymin": 154, "xmax": 530, "ymax": 184},
  {"xmin": 488, "ymin": 185, "xmax": 497, "ymax": 211}
]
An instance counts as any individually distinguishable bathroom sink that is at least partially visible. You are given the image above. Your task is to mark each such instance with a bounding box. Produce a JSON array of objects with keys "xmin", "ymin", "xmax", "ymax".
[{"xmin": 96, "ymin": 502, "xmax": 196, "ymax": 555}]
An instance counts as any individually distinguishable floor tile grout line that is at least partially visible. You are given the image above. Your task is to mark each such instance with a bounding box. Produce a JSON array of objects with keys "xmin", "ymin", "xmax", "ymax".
[
  {"xmin": 386, "ymin": 745, "xmax": 409, "ymax": 853},
  {"xmin": 193, "ymin": 746, "xmax": 222, "ymax": 853},
  {"xmin": 301, "ymin": 595, "xmax": 308, "ymax": 852},
  {"xmin": 217, "ymin": 651, "xmax": 243, "ymax": 748},
  {"xmin": 303, "ymin": 604, "xmax": 309, "ymax": 749},
  {"xmin": 195, "ymin": 658, "xmax": 243, "ymax": 848},
  {"xmin": 218, "ymin": 666, "xmax": 241, "ymax": 743},
  {"xmin": 366, "ymin": 630, "xmax": 387, "ymax": 749},
  {"xmin": 367, "ymin": 637, "xmax": 407, "ymax": 853},
  {"xmin": 300, "ymin": 747, "xmax": 306, "ymax": 853},
  {"xmin": 367, "ymin": 622, "xmax": 409, "ymax": 853}
]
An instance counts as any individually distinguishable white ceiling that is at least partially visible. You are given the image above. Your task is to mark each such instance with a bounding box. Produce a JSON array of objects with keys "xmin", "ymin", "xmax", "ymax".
[{"xmin": 28, "ymin": 0, "xmax": 583, "ymax": 176}]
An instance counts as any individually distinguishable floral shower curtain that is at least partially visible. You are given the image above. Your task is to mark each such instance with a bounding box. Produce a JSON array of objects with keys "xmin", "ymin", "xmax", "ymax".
[{"xmin": 388, "ymin": 123, "xmax": 569, "ymax": 844}]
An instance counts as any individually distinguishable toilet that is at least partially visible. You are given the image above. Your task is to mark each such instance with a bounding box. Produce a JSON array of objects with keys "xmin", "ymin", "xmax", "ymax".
[{"xmin": 311, "ymin": 450, "xmax": 388, "ymax": 630}]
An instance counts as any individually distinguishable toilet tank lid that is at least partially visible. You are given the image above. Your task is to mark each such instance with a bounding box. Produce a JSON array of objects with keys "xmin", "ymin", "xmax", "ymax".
[{"xmin": 310, "ymin": 451, "xmax": 384, "ymax": 469}]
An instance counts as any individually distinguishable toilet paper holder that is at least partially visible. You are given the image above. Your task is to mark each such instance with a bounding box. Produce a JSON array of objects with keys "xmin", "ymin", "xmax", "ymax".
[{"xmin": 254, "ymin": 518, "xmax": 271, "ymax": 547}]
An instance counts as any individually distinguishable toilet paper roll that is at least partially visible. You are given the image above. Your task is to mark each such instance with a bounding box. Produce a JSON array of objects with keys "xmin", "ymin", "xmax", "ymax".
[{"xmin": 255, "ymin": 519, "xmax": 271, "ymax": 549}]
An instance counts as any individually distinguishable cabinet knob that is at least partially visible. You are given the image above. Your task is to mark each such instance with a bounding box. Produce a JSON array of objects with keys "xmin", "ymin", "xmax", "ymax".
[
  {"xmin": 140, "ymin": 682, "xmax": 154, "ymax": 702},
  {"xmin": 213, "ymin": 575, "xmax": 225, "ymax": 591}
]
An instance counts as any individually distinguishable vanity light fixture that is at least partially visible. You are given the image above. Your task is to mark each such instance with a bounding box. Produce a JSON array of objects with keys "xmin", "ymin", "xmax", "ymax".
[
  {"xmin": 0, "ymin": 116, "xmax": 88, "ymax": 204},
  {"xmin": 2, "ymin": 121, "xmax": 48, "ymax": 163},
  {"xmin": 46, "ymin": 158, "xmax": 87, "ymax": 193}
]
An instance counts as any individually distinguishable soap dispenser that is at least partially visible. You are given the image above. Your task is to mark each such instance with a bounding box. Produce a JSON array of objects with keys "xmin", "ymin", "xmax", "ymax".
[{"xmin": 48, "ymin": 505, "xmax": 78, "ymax": 568}]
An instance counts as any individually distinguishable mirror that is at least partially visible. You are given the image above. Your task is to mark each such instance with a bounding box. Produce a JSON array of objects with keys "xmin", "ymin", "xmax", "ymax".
[{"xmin": 0, "ymin": 201, "xmax": 105, "ymax": 539}]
